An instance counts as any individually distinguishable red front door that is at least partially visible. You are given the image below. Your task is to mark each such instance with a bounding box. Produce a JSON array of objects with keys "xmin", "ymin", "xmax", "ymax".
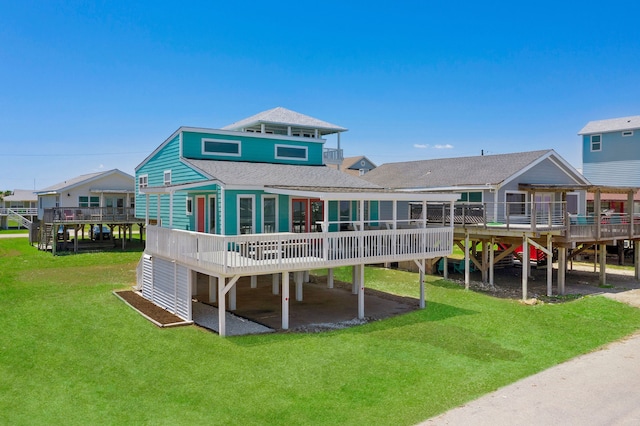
[
  {"xmin": 291, "ymin": 198, "xmax": 323, "ymax": 233},
  {"xmin": 196, "ymin": 196, "xmax": 205, "ymax": 232}
]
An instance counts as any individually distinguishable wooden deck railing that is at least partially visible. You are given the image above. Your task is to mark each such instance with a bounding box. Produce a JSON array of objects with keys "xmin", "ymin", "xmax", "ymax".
[
  {"xmin": 145, "ymin": 225, "xmax": 454, "ymax": 276},
  {"xmin": 43, "ymin": 207, "xmax": 137, "ymax": 223}
]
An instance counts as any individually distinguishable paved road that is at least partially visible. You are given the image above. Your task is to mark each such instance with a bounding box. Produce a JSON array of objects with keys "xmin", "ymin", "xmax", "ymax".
[
  {"xmin": 423, "ymin": 291, "xmax": 640, "ymax": 426},
  {"xmin": 0, "ymin": 233, "xmax": 28, "ymax": 238}
]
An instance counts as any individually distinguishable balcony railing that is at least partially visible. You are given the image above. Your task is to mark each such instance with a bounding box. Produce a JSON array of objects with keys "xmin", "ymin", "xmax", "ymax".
[
  {"xmin": 145, "ymin": 225, "xmax": 454, "ymax": 276},
  {"xmin": 0, "ymin": 207, "xmax": 37, "ymax": 216},
  {"xmin": 43, "ymin": 207, "xmax": 137, "ymax": 223},
  {"xmin": 323, "ymin": 147, "xmax": 344, "ymax": 165}
]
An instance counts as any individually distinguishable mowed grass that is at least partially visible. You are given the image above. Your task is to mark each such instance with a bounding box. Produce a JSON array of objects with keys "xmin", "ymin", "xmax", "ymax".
[{"xmin": 2, "ymin": 239, "xmax": 640, "ymax": 425}]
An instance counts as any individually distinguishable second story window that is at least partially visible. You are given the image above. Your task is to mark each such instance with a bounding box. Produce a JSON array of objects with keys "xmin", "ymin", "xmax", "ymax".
[
  {"xmin": 139, "ymin": 175, "xmax": 148, "ymax": 189},
  {"xmin": 202, "ymin": 138, "xmax": 241, "ymax": 157},
  {"xmin": 275, "ymin": 144, "xmax": 308, "ymax": 160},
  {"xmin": 590, "ymin": 134, "xmax": 602, "ymax": 152},
  {"xmin": 164, "ymin": 170, "xmax": 172, "ymax": 186}
]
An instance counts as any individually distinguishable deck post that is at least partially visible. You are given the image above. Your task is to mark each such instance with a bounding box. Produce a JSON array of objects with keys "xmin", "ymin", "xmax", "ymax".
[
  {"xmin": 522, "ymin": 236, "xmax": 529, "ymax": 300},
  {"xmin": 327, "ymin": 268, "xmax": 334, "ymax": 288},
  {"xmin": 208, "ymin": 275, "xmax": 217, "ymax": 303},
  {"xmin": 282, "ymin": 271, "xmax": 289, "ymax": 330},
  {"xmin": 229, "ymin": 280, "xmax": 236, "ymax": 311},
  {"xmin": 272, "ymin": 274, "xmax": 279, "ymax": 295},
  {"xmin": 295, "ymin": 271, "xmax": 304, "ymax": 301},
  {"xmin": 464, "ymin": 232, "xmax": 470, "ymax": 290},
  {"xmin": 599, "ymin": 244, "xmax": 607, "ymax": 286},
  {"xmin": 546, "ymin": 234, "xmax": 553, "ymax": 297},
  {"xmin": 251, "ymin": 275, "xmax": 257, "ymax": 288},
  {"xmin": 481, "ymin": 240, "xmax": 488, "ymax": 283},
  {"xmin": 443, "ymin": 256, "xmax": 449, "ymax": 279},
  {"xmin": 489, "ymin": 237, "xmax": 495, "ymax": 285},
  {"xmin": 419, "ymin": 259, "xmax": 426, "ymax": 309},
  {"xmin": 358, "ymin": 264, "xmax": 365, "ymax": 319},
  {"xmin": 635, "ymin": 243, "xmax": 640, "ymax": 280},
  {"xmin": 558, "ymin": 247, "xmax": 566, "ymax": 295},
  {"xmin": 218, "ymin": 278, "xmax": 226, "ymax": 337},
  {"xmin": 352, "ymin": 265, "xmax": 358, "ymax": 294}
]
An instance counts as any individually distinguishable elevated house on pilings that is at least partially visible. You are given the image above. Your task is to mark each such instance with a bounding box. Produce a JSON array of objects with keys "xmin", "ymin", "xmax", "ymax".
[
  {"xmin": 134, "ymin": 107, "xmax": 458, "ymax": 336},
  {"xmin": 363, "ymin": 149, "xmax": 640, "ymax": 299},
  {"xmin": 34, "ymin": 169, "xmax": 142, "ymax": 254},
  {"xmin": 1, "ymin": 189, "xmax": 38, "ymax": 231}
]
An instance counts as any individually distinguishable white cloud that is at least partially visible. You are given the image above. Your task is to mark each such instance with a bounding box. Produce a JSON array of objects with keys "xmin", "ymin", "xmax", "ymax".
[
  {"xmin": 413, "ymin": 143, "xmax": 429, "ymax": 149},
  {"xmin": 434, "ymin": 144, "xmax": 454, "ymax": 149}
]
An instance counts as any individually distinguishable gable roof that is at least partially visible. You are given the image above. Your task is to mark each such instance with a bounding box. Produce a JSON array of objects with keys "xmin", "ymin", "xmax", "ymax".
[
  {"xmin": 579, "ymin": 115, "xmax": 640, "ymax": 135},
  {"xmin": 362, "ymin": 150, "xmax": 588, "ymax": 190},
  {"xmin": 183, "ymin": 159, "xmax": 379, "ymax": 190},
  {"xmin": 35, "ymin": 169, "xmax": 134, "ymax": 194},
  {"xmin": 4, "ymin": 189, "xmax": 37, "ymax": 202},
  {"xmin": 222, "ymin": 107, "xmax": 347, "ymax": 134},
  {"xmin": 327, "ymin": 155, "xmax": 377, "ymax": 177}
]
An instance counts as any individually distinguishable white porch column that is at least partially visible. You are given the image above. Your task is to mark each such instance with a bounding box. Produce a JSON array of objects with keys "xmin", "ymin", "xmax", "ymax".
[
  {"xmin": 419, "ymin": 259, "xmax": 426, "ymax": 309},
  {"xmin": 443, "ymin": 257, "xmax": 449, "ymax": 279},
  {"xmin": 282, "ymin": 272, "xmax": 289, "ymax": 330},
  {"xmin": 272, "ymin": 274, "xmax": 279, "ymax": 295},
  {"xmin": 358, "ymin": 264, "xmax": 365, "ymax": 319},
  {"xmin": 352, "ymin": 265, "xmax": 358, "ymax": 294},
  {"xmin": 208, "ymin": 275, "xmax": 217, "ymax": 303},
  {"xmin": 145, "ymin": 194, "xmax": 150, "ymax": 225},
  {"xmin": 251, "ymin": 275, "xmax": 257, "ymax": 288},
  {"xmin": 522, "ymin": 236, "xmax": 529, "ymax": 300},
  {"xmin": 218, "ymin": 278, "xmax": 226, "ymax": 337},
  {"xmin": 169, "ymin": 191, "xmax": 173, "ymax": 227},
  {"xmin": 327, "ymin": 268, "xmax": 334, "ymax": 288},
  {"xmin": 295, "ymin": 271, "xmax": 304, "ymax": 301},
  {"xmin": 156, "ymin": 194, "xmax": 161, "ymax": 226},
  {"xmin": 304, "ymin": 270, "xmax": 310, "ymax": 282},
  {"xmin": 558, "ymin": 247, "xmax": 567, "ymax": 295},
  {"xmin": 191, "ymin": 270, "xmax": 198, "ymax": 297},
  {"xmin": 229, "ymin": 281, "xmax": 236, "ymax": 311}
]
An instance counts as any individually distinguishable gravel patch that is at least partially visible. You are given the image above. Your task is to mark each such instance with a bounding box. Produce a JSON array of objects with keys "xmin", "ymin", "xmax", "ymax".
[{"xmin": 192, "ymin": 301, "xmax": 274, "ymax": 336}]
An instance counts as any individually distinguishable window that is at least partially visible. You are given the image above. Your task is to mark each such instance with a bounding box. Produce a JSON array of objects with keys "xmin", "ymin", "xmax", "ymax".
[
  {"xmin": 202, "ymin": 138, "xmax": 241, "ymax": 156},
  {"xmin": 622, "ymin": 131, "xmax": 633, "ymax": 137},
  {"xmin": 590, "ymin": 134, "xmax": 601, "ymax": 152},
  {"xmin": 275, "ymin": 144, "xmax": 308, "ymax": 160},
  {"xmin": 459, "ymin": 192, "xmax": 482, "ymax": 203},
  {"xmin": 263, "ymin": 196, "xmax": 277, "ymax": 233},
  {"xmin": 138, "ymin": 174, "xmax": 148, "ymax": 189},
  {"xmin": 79, "ymin": 196, "xmax": 99, "ymax": 207},
  {"xmin": 163, "ymin": 170, "xmax": 171, "ymax": 186},
  {"xmin": 506, "ymin": 192, "xmax": 526, "ymax": 216},
  {"xmin": 339, "ymin": 200, "xmax": 351, "ymax": 230},
  {"xmin": 186, "ymin": 198, "xmax": 193, "ymax": 216},
  {"xmin": 238, "ymin": 196, "xmax": 254, "ymax": 234}
]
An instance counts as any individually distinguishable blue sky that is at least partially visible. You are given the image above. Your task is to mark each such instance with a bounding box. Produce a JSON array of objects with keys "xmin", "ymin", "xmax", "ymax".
[{"xmin": 2, "ymin": 1, "xmax": 639, "ymax": 190}]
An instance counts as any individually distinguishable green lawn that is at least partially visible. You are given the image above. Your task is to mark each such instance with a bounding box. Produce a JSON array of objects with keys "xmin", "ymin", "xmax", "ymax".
[{"xmin": 2, "ymin": 238, "xmax": 640, "ymax": 425}]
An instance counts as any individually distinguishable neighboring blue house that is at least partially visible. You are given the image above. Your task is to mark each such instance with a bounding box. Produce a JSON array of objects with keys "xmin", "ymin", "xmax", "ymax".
[
  {"xmin": 134, "ymin": 107, "xmax": 458, "ymax": 335},
  {"xmin": 580, "ymin": 115, "xmax": 640, "ymax": 187},
  {"xmin": 579, "ymin": 115, "xmax": 640, "ymax": 214}
]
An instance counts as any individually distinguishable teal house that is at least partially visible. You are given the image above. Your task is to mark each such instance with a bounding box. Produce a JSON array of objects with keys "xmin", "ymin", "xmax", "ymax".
[{"xmin": 135, "ymin": 107, "xmax": 458, "ymax": 336}]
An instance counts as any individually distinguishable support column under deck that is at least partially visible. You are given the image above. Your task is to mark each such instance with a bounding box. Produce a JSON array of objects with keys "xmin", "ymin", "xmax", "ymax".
[
  {"xmin": 522, "ymin": 236, "xmax": 529, "ymax": 300},
  {"xmin": 546, "ymin": 234, "xmax": 553, "ymax": 297},
  {"xmin": 599, "ymin": 244, "xmax": 607, "ymax": 286},
  {"xmin": 464, "ymin": 233, "xmax": 470, "ymax": 290},
  {"xmin": 635, "ymin": 244, "xmax": 640, "ymax": 280},
  {"xmin": 272, "ymin": 274, "xmax": 279, "ymax": 295},
  {"xmin": 558, "ymin": 247, "xmax": 567, "ymax": 295},
  {"xmin": 208, "ymin": 275, "xmax": 217, "ymax": 303},
  {"xmin": 357, "ymin": 264, "xmax": 365, "ymax": 319},
  {"xmin": 282, "ymin": 271, "xmax": 289, "ymax": 330}
]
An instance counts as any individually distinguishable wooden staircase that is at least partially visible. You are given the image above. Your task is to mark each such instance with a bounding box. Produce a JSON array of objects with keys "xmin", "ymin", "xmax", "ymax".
[{"xmin": 38, "ymin": 223, "xmax": 54, "ymax": 251}]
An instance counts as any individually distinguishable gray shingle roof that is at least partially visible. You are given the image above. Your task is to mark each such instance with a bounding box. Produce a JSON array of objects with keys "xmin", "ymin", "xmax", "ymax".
[
  {"xmin": 4, "ymin": 189, "xmax": 37, "ymax": 202},
  {"xmin": 36, "ymin": 169, "xmax": 133, "ymax": 193},
  {"xmin": 361, "ymin": 150, "xmax": 554, "ymax": 189},
  {"xmin": 222, "ymin": 107, "xmax": 347, "ymax": 133},
  {"xmin": 579, "ymin": 115, "xmax": 640, "ymax": 135},
  {"xmin": 184, "ymin": 159, "xmax": 380, "ymax": 189}
]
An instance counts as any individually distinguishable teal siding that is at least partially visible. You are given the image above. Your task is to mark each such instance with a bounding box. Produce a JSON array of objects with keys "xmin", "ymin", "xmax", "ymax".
[
  {"xmin": 278, "ymin": 195, "xmax": 290, "ymax": 232},
  {"xmin": 135, "ymin": 134, "xmax": 208, "ymax": 227},
  {"xmin": 181, "ymin": 131, "xmax": 324, "ymax": 165}
]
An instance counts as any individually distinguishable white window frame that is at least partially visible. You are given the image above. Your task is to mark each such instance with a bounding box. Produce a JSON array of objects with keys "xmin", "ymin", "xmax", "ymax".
[
  {"xmin": 262, "ymin": 195, "xmax": 278, "ymax": 233},
  {"xmin": 163, "ymin": 170, "xmax": 171, "ymax": 186},
  {"xmin": 590, "ymin": 134, "xmax": 602, "ymax": 152},
  {"xmin": 622, "ymin": 131, "xmax": 634, "ymax": 137},
  {"xmin": 275, "ymin": 144, "xmax": 308, "ymax": 161},
  {"xmin": 138, "ymin": 174, "xmax": 148, "ymax": 191},
  {"xmin": 505, "ymin": 191, "xmax": 528, "ymax": 218},
  {"xmin": 237, "ymin": 195, "xmax": 255, "ymax": 235},
  {"xmin": 202, "ymin": 138, "xmax": 241, "ymax": 157},
  {"xmin": 186, "ymin": 197, "xmax": 193, "ymax": 216}
]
